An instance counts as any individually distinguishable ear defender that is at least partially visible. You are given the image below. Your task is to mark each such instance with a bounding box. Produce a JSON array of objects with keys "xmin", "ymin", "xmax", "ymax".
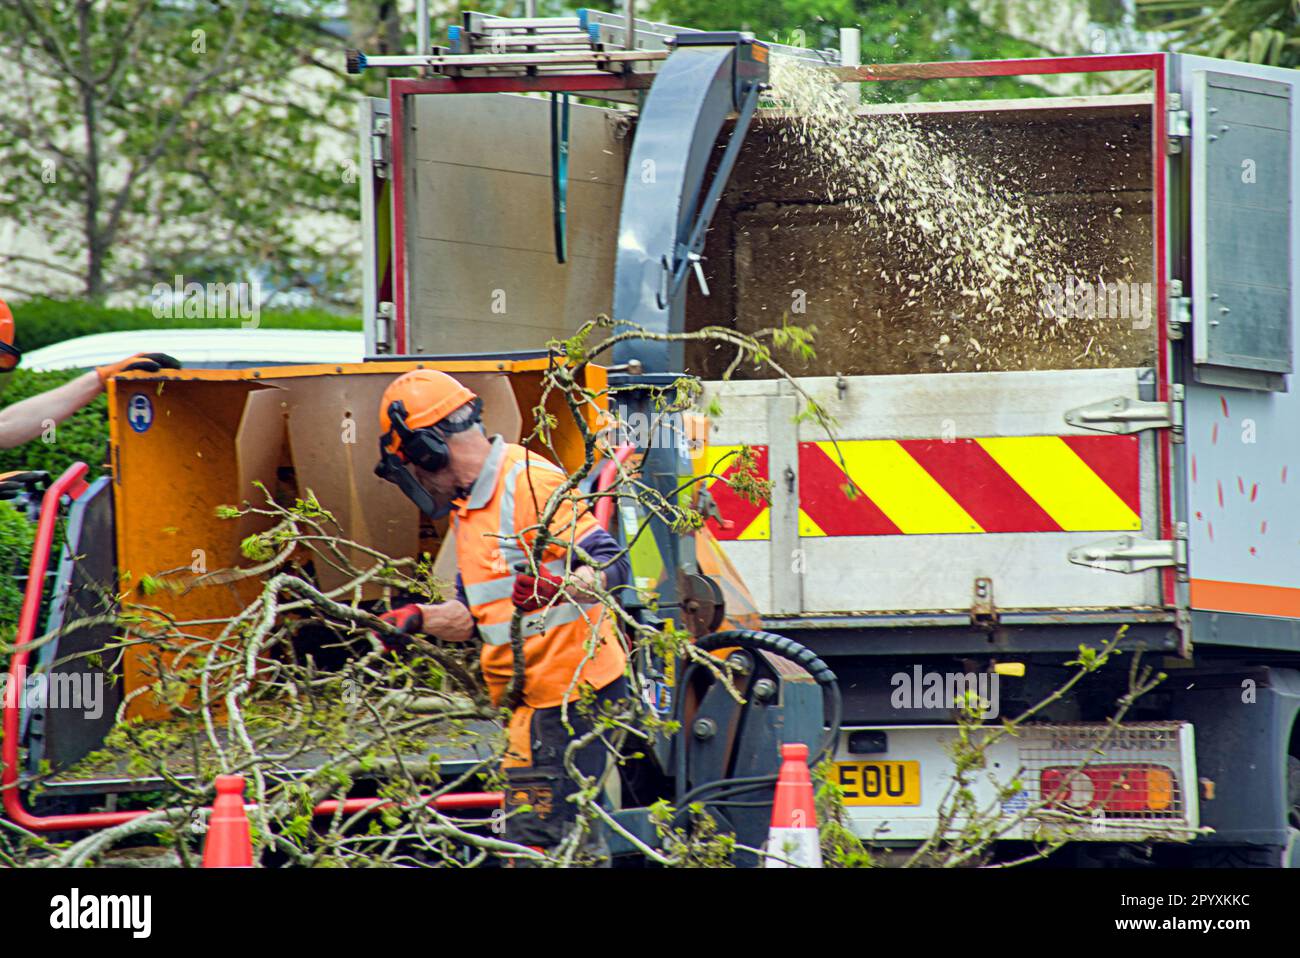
[{"xmin": 390, "ymin": 399, "xmax": 453, "ymax": 472}]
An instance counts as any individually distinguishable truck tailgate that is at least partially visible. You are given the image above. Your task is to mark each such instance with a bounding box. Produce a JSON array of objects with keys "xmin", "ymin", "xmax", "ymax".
[{"xmin": 701, "ymin": 367, "xmax": 1168, "ymax": 617}]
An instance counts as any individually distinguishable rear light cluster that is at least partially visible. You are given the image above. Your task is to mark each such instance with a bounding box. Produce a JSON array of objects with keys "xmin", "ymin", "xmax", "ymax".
[
  {"xmin": 1018, "ymin": 723, "xmax": 1194, "ymax": 837},
  {"xmin": 1040, "ymin": 763, "xmax": 1177, "ymax": 816}
]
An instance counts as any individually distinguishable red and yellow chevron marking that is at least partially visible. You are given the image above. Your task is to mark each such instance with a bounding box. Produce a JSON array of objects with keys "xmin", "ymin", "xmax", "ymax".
[
  {"xmin": 699, "ymin": 445, "xmax": 771, "ymax": 541},
  {"xmin": 799, "ymin": 436, "xmax": 1141, "ymax": 536},
  {"xmin": 700, "ymin": 436, "xmax": 1140, "ymax": 539}
]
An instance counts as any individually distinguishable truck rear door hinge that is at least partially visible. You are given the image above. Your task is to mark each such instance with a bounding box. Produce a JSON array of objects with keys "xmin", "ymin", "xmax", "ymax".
[
  {"xmin": 1167, "ymin": 92, "xmax": 1190, "ymax": 154},
  {"xmin": 374, "ymin": 301, "xmax": 395, "ymax": 354},
  {"xmin": 1068, "ymin": 527, "xmax": 1187, "ymax": 575},
  {"xmin": 1064, "ymin": 390, "xmax": 1183, "ymax": 436}
]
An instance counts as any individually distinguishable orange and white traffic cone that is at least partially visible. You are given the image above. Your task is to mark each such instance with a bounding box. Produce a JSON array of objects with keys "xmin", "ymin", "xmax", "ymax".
[
  {"xmin": 202, "ymin": 774, "xmax": 254, "ymax": 868},
  {"xmin": 764, "ymin": 742, "xmax": 822, "ymax": 868}
]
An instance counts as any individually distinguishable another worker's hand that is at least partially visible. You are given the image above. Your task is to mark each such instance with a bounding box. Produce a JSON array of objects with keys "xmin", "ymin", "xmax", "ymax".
[
  {"xmin": 96, "ymin": 352, "xmax": 182, "ymax": 385},
  {"xmin": 374, "ymin": 603, "xmax": 424, "ymax": 652},
  {"xmin": 511, "ymin": 565, "xmax": 564, "ymax": 613}
]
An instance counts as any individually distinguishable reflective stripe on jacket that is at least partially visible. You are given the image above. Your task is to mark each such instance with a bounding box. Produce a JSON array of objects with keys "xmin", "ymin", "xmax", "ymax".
[{"xmin": 453, "ymin": 438, "xmax": 625, "ymax": 709}]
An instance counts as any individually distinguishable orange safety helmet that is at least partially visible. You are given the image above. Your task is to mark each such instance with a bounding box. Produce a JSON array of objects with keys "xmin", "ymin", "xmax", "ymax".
[
  {"xmin": 0, "ymin": 297, "xmax": 19, "ymax": 372},
  {"xmin": 375, "ymin": 370, "xmax": 481, "ymax": 518},
  {"xmin": 377, "ymin": 369, "xmax": 478, "ymax": 463}
]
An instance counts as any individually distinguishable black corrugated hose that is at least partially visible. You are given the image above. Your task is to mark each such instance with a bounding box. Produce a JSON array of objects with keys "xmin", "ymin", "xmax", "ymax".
[
  {"xmin": 671, "ymin": 630, "xmax": 842, "ymax": 816},
  {"xmin": 692, "ymin": 629, "xmax": 842, "ymax": 763}
]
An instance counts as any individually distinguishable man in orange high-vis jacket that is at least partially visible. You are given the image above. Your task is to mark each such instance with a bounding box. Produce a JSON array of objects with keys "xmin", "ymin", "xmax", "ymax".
[{"xmin": 373, "ymin": 369, "xmax": 629, "ymax": 854}]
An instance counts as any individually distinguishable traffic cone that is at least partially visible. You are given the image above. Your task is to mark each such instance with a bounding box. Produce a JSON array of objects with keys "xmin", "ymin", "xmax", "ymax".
[
  {"xmin": 764, "ymin": 742, "xmax": 822, "ymax": 868},
  {"xmin": 202, "ymin": 774, "xmax": 254, "ymax": 868}
]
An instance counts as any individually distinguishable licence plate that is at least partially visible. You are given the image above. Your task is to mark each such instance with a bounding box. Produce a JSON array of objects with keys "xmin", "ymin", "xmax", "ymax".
[{"xmin": 835, "ymin": 760, "xmax": 921, "ymax": 806}]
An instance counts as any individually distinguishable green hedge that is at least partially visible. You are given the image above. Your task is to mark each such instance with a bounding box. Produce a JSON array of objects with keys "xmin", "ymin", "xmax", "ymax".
[
  {"xmin": 13, "ymin": 297, "xmax": 361, "ymax": 354},
  {"xmin": 0, "ymin": 369, "xmax": 109, "ymax": 481},
  {"xmin": 0, "ymin": 500, "xmax": 36, "ymax": 634},
  {"xmin": 0, "ymin": 299, "xmax": 361, "ymax": 631}
]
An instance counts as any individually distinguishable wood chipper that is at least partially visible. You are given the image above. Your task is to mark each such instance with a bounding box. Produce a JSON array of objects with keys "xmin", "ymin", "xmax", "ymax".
[
  {"xmin": 1, "ymin": 15, "xmax": 847, "ymax": 863},
  {"xmin": 5, "ymin": 350, "xmax": 837, "ymax": 861}
]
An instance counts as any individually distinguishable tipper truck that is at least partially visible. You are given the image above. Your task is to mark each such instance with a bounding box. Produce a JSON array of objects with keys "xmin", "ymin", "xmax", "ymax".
[{"xmin": 348, "ymin": 12, "xmax": 1300, "ymax": 865}]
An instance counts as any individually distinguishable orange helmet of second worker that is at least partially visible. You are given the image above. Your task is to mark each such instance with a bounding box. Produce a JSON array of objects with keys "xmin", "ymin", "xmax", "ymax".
[
  {"xmin": 0, "ymin": 296, "xmax": 18, "ymax": 372},
  {"xmin": 378, "ymin": 369, "xmax": 477, "ymax": 458}
]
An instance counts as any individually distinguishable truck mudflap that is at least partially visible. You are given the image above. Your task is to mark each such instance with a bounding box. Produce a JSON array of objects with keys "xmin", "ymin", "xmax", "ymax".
[{"xmin": 832, "ymin": 721, "xmax": 1200, "ymax": 844}]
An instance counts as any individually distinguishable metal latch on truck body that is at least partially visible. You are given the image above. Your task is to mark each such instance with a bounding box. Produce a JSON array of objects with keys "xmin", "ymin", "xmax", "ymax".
[
  {"xmin": 1063, "ymin": 385, "xmax": 1183, "ymax": 438},
  {"xmin": 371, "ymin": 116, "xmax": 390, "ymax": 178},
  {"xmin": 1068, "ymin": 523, "xmax": 1188, "ymax": 574},
  {"xmin": 1167, "ymin": 92, "xmax": 1190, "ymax": 154},
  {"xmin": 1167, "ymin": 278, "xmax": 1191, "ymax": 341}
]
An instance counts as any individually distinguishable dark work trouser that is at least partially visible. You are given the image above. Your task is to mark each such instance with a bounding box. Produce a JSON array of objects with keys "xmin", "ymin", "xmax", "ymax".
[{"xmin": 503, "ymin": 676, "xmax": 628, "ymax": 851}]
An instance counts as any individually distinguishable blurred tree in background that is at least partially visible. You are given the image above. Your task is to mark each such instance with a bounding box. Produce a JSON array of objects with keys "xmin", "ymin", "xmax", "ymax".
[
  {"xmin": 0, "ymin": 0, "xmax": 364, "ymax": 306},
  {"xmin": 649, "ymin": 0, "xmax": 1031, "ymax": 59},
  {"xmin": 647, "ymin": 0, "xmax": 1136, "ymax": 98},
  {"xmin": 0, "ymin": 0, "xmax": 1290, "ymax": 313},
  {"xmin": 1137, "ymin": 0, "xmax": 1300, "ymax": 66}
]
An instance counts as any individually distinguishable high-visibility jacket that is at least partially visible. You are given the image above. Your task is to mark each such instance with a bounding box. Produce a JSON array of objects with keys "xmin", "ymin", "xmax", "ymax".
[{"xmin": 452, "ymin": 438, "xmax": 626, "ymax": 713}]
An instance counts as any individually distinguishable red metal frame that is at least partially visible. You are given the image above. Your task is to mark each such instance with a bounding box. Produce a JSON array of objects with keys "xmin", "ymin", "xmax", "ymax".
[
  {"xmin": 0, "ymin": 463, "xmax": 126, "ymax": 831},
  {"xmin": 387, "ymin": 72, "xmax": 651, "ymax": 354},
  {"xmin": 2, "ymin": 463, "xmax": 502, "ymax": 833},
  {"xmin": 314, "ymin": 793, "xmax": 504, "ymax": 816},
  {"xmin": 383, "ymin": 52, "xmax": 1178, "ymax": 607},
  {"xmin": 833, "ymin": 52, "xmax": 1163, "ymax": 81}
]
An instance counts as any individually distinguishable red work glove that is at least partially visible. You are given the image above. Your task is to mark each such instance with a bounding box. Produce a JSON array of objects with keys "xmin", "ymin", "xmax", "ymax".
[
  {"xmin": 511, "ymin": 565, "xmax": 564, "ymax": 613},
  {"xmin": 96, "ymin": 352, "xmax": 182, "ymax": 385},
  {"xmin": 374, "ymin": 603, "xmax": 424, "ymax": 652}
]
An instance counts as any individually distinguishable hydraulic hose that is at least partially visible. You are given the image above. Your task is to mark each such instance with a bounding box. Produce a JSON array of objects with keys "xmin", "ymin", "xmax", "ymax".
[{"xmin": 690, "ymin": 629, "xmax": 842, "ymax": 767}]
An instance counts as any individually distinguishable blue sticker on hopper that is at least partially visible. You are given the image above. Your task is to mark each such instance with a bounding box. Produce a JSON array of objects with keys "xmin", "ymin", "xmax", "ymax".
[{"xmin": 128, "ymin": 393, "xmax": 154, "ymax": 434}]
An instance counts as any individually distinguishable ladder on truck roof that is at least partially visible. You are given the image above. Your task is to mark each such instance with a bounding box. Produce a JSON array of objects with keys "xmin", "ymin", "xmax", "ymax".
[{"xmin": 346, "ymin": 8, "xmax": 839, "ymax": 83}]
